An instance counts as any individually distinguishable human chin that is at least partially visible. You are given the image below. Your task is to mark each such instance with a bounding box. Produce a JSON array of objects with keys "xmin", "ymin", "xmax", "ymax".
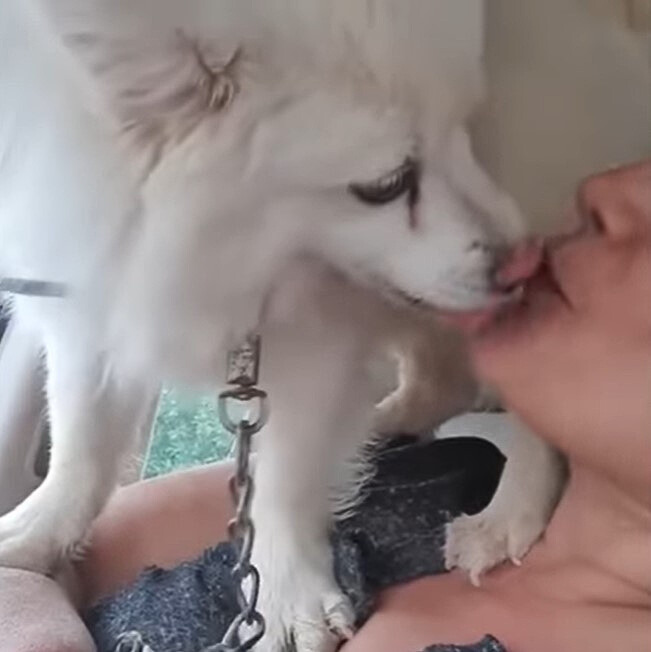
[{"xmin": 469, "ymin": 261, "xmax": 573, "ymax": 376}]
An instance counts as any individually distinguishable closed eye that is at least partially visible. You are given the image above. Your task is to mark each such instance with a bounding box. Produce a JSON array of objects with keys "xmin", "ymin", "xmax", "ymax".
[{"xmin": 349, "ymin": 158, "xmax": 420, "ymax": 206}]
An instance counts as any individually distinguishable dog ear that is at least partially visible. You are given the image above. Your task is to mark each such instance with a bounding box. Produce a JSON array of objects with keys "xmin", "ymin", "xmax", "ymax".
[{"xmin": 43, "ymin": 2, "xmax": 243, "ymax": 155}]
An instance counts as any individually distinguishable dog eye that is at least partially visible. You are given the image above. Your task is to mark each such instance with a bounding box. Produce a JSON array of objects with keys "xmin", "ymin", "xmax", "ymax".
[{"xmin": 349, "ymin": 158, "xmax": 419, "ymax": 206}]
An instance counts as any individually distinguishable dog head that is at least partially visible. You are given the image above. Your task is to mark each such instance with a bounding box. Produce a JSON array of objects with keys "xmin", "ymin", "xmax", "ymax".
[
  {"xmin": 54, "ymin": 0, "xmax": 525, "ymax": 312},
  {"xmin": 249, "ymin": 95, "xmax": 525, "ymax": 312}
]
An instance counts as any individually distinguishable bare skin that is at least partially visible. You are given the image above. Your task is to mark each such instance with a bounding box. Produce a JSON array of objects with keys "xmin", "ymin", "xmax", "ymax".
[{"xmin": 78, "ymin": 163, "xmax": 651, "ymax": 652}]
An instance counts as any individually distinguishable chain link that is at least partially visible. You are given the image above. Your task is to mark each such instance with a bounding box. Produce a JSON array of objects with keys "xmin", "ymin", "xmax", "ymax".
[{"xmin": 114, "ymin": 632, "xmax": 154, "ymax": 652}]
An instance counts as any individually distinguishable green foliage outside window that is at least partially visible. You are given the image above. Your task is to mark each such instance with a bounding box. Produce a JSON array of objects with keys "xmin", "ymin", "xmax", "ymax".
[{"xmin": 144, "ymin": 388, "xmax": 232, "ymax": 478}]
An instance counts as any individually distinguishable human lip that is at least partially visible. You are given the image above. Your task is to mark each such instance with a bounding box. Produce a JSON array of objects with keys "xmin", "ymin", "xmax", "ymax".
[
  {"xmin": 495, "ymin": 239, "xmax": 544, "ymax": 290},
  {"xmin": 471, "ymin": 252, "xmax": 571, "ymax": 343},
  {"xmin": 537, "ymin": 249, "xmax": 572, "ymax": 308},
  {"xmin": 436, "ymin": 240, "xmax": 545, "ymax": 335}
]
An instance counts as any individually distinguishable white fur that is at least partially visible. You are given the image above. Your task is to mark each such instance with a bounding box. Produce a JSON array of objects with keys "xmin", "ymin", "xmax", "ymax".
[{"xmin": 0, "ymin": 2, "xmax": 562, "ymax": 649}]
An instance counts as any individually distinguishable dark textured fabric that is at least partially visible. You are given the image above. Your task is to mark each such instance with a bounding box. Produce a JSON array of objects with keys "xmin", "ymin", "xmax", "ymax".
[
  {"xmin": 423, "ymin": 636, "xmax": 505, "ymax": 652},
  {"xmin": 85, "ymin": 437, "xmax": 507, "ymax": 652}
]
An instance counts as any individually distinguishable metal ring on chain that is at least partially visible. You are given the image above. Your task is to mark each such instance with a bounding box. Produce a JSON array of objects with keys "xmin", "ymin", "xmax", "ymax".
[{"xmin": 218, "ymin": 389, "xmax": 269, "ymax": 436}]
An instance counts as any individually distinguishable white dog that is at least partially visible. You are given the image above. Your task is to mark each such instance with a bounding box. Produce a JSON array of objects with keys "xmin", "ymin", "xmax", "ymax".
[{"xmin": 0, "ymin": 2, "xmax": 564, "ymax": 650}]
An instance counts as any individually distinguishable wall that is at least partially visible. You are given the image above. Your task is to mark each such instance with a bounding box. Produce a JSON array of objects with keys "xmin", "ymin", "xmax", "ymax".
[{"xmin": 476, "ymin": 0, "xmax": 651, "ymax": 232}]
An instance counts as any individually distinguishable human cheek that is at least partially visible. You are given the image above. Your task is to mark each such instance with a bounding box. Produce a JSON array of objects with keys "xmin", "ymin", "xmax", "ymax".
[
  {"xmin": 588, "ymin": 240, "xmax": 651, "ymax": 333},
  {"xmin": 626, "ymin": 242, "xmax": 651, "ymax": 331}
]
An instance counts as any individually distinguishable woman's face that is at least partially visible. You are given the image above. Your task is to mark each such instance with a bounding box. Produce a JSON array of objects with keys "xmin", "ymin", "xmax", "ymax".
[{"xmin": 471, "ymin": 162, "xmax": 651, "ymax": 453}]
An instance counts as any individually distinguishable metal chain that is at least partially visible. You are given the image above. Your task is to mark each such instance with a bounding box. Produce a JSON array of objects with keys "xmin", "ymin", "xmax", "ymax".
[
  {"xmin": 206, "ymin": 334, "xmax": 268, "ymax": 652},
  {"xmin": 114, "ymin": 335, "xmax": 268, "ymax": 652}
]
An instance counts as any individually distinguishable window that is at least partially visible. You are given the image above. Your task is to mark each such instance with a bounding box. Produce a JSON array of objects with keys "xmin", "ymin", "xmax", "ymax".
[{"xmin": 143, "ymin": 388, "xmax": 233, "ymax": 478}]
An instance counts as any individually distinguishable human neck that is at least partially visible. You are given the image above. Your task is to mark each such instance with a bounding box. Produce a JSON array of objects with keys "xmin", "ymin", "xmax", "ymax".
[{"xmin": 531, "ymin": 464, "xmax": 651, "ymax": 603}]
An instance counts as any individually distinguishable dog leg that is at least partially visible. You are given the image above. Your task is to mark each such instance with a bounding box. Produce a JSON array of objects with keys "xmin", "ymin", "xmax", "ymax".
[
  {"xmin": 374, "ymin": 323, "xmax": 477, "ymax": 436},
  {"xmin": 249, "ymin": 326, "xmax": 372, "ymax": 652},
  {"xmin": 0, "ymin": 324, "xmax": 151, "ymax": 573},
  {"xmin": 440, "ymin": 413, "xmax": 566, "ymax": 586}
]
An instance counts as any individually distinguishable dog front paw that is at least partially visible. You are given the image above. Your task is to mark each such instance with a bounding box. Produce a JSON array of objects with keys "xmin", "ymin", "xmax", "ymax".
[
  {"xmin": 253, "ymin": 587, "xmax": 354, "ymax": 652},
  {"xmin": 0, "ymin": 486, "xmax": 90, "ymax": 574},
  {"xmin": 0, "ymin": 510, "xmax": 58, "ymax": 573},
  {"xmin": 444, "ymin": 507, "xmax": 546, "ymax": 586},
  {"xmin": 250, "ymin": 543, "xmax": 355, "ymax": 652}
]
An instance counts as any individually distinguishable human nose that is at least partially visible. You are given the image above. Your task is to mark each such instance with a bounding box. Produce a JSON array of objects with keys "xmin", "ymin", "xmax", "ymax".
[{"xmin": 575, "ymin": 162, "xmax": 651, "ymax": 241}]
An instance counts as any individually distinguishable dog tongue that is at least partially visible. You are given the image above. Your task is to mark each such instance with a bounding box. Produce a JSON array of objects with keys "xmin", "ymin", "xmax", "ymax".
[
  {"xmin": 438, "ymin": 240, "xmax": 544, "ymax": 335},
  {"xmin": 495, "ymin": 239, "xmax": 544, "ymax": 289}
]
